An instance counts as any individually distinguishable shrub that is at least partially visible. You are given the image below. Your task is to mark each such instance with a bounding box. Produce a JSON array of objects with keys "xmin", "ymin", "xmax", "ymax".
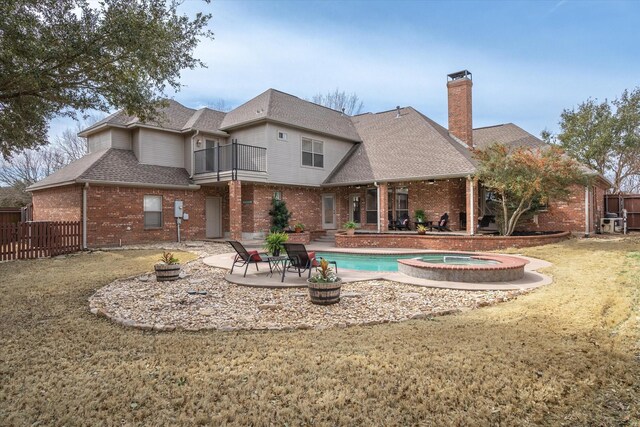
[{"xmin": 268, "ymin": 198, "xmax": 292, "ymax": 232}]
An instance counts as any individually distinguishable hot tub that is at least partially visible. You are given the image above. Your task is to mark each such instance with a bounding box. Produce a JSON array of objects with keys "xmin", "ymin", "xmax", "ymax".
[{"xmin": 397, "ymin": 252, "xmax": 528, "ymax": 283}]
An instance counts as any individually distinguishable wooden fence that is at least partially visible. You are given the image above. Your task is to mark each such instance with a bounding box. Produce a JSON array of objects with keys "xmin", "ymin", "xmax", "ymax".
[
  {"xmin": 605, "ymin": 194, "xmax": 640, "ymax": 230},
  {"xmin": 0, "ymin": 221, "xmax": 82, "ymax": 261},
  {"xmin": 0, "ymin": 208, "xmax": 22, "ymax": 225}
]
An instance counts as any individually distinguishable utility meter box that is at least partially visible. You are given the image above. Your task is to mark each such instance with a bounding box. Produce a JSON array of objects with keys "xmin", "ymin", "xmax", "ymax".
[{"xmin": 174, "ymin": 200, "xmax": 184, "ymax": 218}]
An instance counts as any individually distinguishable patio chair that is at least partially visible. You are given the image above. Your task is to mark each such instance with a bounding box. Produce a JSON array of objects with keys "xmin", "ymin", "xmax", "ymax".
[
  {"xmin": 478, "ymin": 215, "xmax": 494, "ymax": 229},
  {"xmin": 281, "ymin": 243, "xmax": 338, "ymax": 282},
  {"xmin": 388, "ymin": 213, "xmax": 397, "ymax": 230},
  {"xmin": 432, "ymin": 213, "xmax": 450, "ymax": 232},
  {"xmin": 389, "ymin": 214, "xmax": 411, "ymax": 231},
  {"xmin": 397, "ymin": 214, "xmax": 411, "ymax": 231},
  {"xmin": 228, "ymin": 240, "xmax": 267, "ymax": 277}
]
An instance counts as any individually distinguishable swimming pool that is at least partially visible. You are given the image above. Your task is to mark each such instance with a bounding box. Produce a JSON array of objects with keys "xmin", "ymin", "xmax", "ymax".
[
  {"xmin": 314, "ymin": 252, "xmax": 419, "ymax": 272},
  {"xmin": 315, "ymin": 252, "xmax": 502, "ymax": 272}
]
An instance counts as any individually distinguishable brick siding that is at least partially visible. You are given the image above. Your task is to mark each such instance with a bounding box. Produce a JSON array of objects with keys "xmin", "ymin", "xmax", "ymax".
[
  {"xmin": 32, "ymin": 185, "xmax": 83, "ymax": 222},
  {"xmin": 336, "ymin": 231, "xmax": 571, "ymax": 251},
  {"xmin": 516, "ymin": 184, "xmax": 608, "ymax": 234},
  {"xmin": 85, "ymin": 185, "xmax": 228, "ymax": 247},
  {"xmin": 30, "ymin": 177, "xmax": 607, "ymax": 247},
  {"xmin": 447, "ymin": 78, "xmax": 473, "ymax": 147}
]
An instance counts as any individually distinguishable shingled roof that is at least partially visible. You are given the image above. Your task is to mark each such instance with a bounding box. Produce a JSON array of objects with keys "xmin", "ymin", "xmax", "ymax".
[
  {"xmin": 78, "ymin": 101, "xmax": 227, "ymax": 136},
  {"xmin": 324, "ymin": 107, "xmax": 476, "ymax": 185},
  {"xmin": 28, "ymin": 149, "xmax": 195, "ymax": 191},
  {"xmin": 473, "ymin": 123, "xmax": 546, "ymax": 150},
  {"xmin": 220, "ymin": 89, "xmax": 361, "ymax": 142}
]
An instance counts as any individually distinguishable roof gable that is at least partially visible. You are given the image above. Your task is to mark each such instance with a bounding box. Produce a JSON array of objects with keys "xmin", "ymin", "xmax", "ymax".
[
  {"xmin": 473, "ymin": 123, "xmax": 546, "ymax": 150},
  {"xmin": 325, "ymin": 107, "xmax": 476, "ymax": 185},
  {"xmin": 28, "ymin": 149, "xmax": 193, "ymax": 191},
  {"xmin": 79, "ymin": 100, "xmax": 227, "ymax": 136},
  {"xmin": 220, "ymin": 89, "xmax": 361, "ymax": 141}
]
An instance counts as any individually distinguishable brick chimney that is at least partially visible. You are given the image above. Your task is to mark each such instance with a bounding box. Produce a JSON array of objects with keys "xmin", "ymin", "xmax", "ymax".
[{"xmin": 447, "ymin": 70, "xmax": 473, "ymax": 148}]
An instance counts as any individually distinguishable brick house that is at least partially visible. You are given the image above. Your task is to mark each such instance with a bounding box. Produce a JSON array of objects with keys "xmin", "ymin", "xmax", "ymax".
[{"xmin": 28, "ymin": 70, "xmax": 610, "ymax": 247}]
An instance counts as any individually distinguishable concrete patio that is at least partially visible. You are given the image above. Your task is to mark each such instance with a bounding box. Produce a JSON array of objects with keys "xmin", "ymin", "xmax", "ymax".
[{"xmin": 203, "ymin": 245, "xmax": 553, "ymax": 291}]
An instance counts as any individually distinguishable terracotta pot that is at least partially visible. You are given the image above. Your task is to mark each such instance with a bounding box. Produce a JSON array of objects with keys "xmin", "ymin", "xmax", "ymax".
[
  {"xmin": 346, "ymin": 228, "xmax": 355, "ymax": 236},
  {"xmin": 295, "ymin": 227, "xmax": 303, "ymax": 233}
]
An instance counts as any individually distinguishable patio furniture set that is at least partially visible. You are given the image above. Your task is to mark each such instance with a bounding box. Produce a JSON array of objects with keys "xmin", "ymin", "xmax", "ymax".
[
  {"xmin": 229, "ymin": 241, "xmax": 338, "ymax": 282},
  {"xmin": 390, "ymin": 213, "xmax": 451, "ymax": 232}
]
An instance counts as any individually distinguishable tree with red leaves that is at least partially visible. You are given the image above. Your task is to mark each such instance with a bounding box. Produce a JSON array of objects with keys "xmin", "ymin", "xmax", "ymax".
[{"xmin": 474, "ymin": 143, "xmax": 588, "ymax": 236}]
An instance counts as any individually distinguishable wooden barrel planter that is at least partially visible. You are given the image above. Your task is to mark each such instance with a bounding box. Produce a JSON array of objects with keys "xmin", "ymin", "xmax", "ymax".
[
  {"xmin": 154, "ymin": 264, "xmax": 181, "ymax": 281},
  {"xmin": 307, "ymin": 280, "xmax": 342, "ymax": 305}
]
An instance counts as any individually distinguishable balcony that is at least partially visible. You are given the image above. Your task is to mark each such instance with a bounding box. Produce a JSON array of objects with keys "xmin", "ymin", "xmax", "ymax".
[{"xmin": 194, "ymin": 142, "xmax": 266, "ymax": 180}]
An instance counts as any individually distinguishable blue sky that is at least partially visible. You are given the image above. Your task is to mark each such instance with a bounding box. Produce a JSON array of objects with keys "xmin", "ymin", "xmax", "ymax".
[{"xmin": 51, "ymin": 0, "xmax": 640, "ymax": 140}]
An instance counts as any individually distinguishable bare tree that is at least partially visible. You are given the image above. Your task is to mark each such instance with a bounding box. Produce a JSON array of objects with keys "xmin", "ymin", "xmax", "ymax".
[
  {"xmin": 53, "ymin": 125, "xmax": 88, "ymax": 163},
  {"xmin": 0, "ymin": 145, "xmax": 66, "ymax": 188},
  {"xmin": 311, "ymin": 89, "xmax": 364, "ymax": 115},
  {"xmin": 207, "ymin": 99, "xmax": 234, "ymax": 112},
  {"xmin": 0, "ymin": 116, "xmax": 100, "ymax": 206}
]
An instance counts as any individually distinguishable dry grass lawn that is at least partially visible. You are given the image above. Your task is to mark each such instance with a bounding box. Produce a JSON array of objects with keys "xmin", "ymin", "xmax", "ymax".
[{"xmin": 1, "ymin": 238, "xmax": 639, "ymax": 426}]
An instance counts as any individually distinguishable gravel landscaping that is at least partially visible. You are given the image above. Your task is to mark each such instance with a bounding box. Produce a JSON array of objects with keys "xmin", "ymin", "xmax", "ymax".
[{"xmin": 89, "ymin": 255, "xmax": 526, "ymax": 331}]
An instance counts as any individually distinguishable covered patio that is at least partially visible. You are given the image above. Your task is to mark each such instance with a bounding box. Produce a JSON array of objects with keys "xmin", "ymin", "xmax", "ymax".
[{"xmin": 326, "ymin": 176, "xmax": 481, "ymax": 235}]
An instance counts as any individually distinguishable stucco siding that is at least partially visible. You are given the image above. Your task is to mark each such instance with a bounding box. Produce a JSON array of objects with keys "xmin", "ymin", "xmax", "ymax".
[
  {"xmin": 132, "ymin": 129, "xmax": 141, "ymax": 160},
  {"xmin": 138, "ymin": 128, "xmax": 184, "ymax": 167},
  {"xmin": 87, "ymin": 130, "xmax": 111, "ymax": 153},
  {"xmin": 111, "ymin": 128, "xmax": 132, "ymax": 150},
  {"xmin": 184, "ymin": 135, "xmax": 193, "ymax": 175},
  {"xmin": 226, "ymin": 123, "xmax": 356, "ymax": 186}
]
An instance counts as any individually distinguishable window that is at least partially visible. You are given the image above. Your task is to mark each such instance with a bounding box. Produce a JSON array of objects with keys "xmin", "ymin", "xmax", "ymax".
[
  {"xmin": 144, "ymin": 195, "xmax": 163, "ymax": 228},
  {"xmin": 395, "ymin": 187, "xmax": 409, "ymax": 221},
  {"xmin": 301, "ymin": 137, "xmax": 324, "ymax": 168},
  {"xmin": 349, "ymin": 194, "xmax": 361, "ymax": 224},
  {"xmin": 277, "ymin": 131, "xmax": 288, "ymax": 141},
  {"xmin": 366, "ymin": 188, "xmax": 378, "ymax": 224}
]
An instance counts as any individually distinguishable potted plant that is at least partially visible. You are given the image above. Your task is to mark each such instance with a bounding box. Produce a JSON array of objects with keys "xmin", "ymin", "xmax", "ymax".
[
  {"xmin": 264, "ymin": 231, "xmax": 289, "ymax": 256},
  {"xmin": 416, "ymin": 224, "xmax": 428, "ymax": 235},
  {"xmin": 343, "ymin": 220, "xmax": 357, "ymax": 235},
  {"xmin": 307, "ymin": 258, "xmax": 341, "ymax": 305},
  {"xmin": 154, "ymin": 251, "xmax": 181, "ymax": 281},
  {"xmin": 293, "ymin": 222, "xmax": 305, "ymax": 233},
  {"xmin": 415, "ymin": 209, "xmax": 426, "ymax": 223}
]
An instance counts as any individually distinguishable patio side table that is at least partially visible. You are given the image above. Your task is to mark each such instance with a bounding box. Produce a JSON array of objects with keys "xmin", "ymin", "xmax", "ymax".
[{"xmin": 266, "ymin": 256, "xmax": 288, "ymax": 277}]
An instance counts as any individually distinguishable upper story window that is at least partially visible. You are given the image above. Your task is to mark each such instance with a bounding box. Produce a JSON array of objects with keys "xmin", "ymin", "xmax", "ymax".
[
  {"xmin": 301, "ymin": 137, "xmax": 324, "ymax": 168},
  {"xmin": 277, "ymin": 131, "xmax": 288, "ymax": 141},
  {"xmin": 143, "ymin": 195, "xmax": 163, "ymax": 229}
]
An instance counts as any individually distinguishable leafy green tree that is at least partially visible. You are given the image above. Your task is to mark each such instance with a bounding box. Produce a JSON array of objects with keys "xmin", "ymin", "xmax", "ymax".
[
  {"xmin": 475, "ymin": 144, "xmax": 587, "ymax": 236},
  {"xmin": 544, "ymin": 88, "xmax": 640, "ymax": 193},
  {"xmin": 268, "ymin": 198, "xmax": 292, "ymax": 232},
  {"xmin": 0, "ymin": 0, "xmax": 213, "ymax": 158}
]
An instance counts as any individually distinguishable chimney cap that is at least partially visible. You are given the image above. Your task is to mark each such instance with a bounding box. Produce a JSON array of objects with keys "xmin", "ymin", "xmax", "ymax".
[{"xmin": 447, "ymin": 70, "xmax": 472, "ymax": 81}]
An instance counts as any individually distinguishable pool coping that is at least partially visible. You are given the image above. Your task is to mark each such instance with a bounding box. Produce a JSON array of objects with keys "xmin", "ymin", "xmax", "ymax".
[{"xmin": 202, "ymin": 250, "xmax": 553, "ymax": 291}]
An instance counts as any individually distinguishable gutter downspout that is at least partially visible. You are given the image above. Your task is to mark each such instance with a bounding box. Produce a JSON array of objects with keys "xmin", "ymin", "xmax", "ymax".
[
  {"xmin": 584, "ymin": 186, "xmax": 590, "ymax": 237},
  {"xmin": 82, "ymin": 183, "xmax": 88, "ymax": 249},
  {"xmin": 374, "ymin": 181, "xmax": 380, "ymax": 233}
]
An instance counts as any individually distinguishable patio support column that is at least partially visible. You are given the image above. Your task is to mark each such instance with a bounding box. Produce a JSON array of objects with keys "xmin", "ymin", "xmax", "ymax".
[
  {"xmin": 466, "ymin": 176, "xmax": 479, "ymax": 235},
  {"xmin": 378, "ymin": 182, "xmax": 388, "ymax": 232},
  {"xmin": 229, "ymin": 180, "xmax": 242, "ymax": 240}
]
